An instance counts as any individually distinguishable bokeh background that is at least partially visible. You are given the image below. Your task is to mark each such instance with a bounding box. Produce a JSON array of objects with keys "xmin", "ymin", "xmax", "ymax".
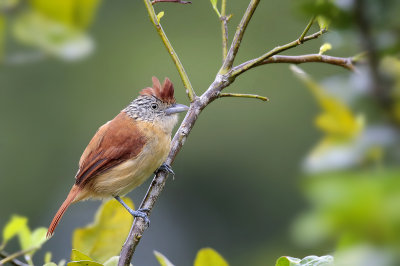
[{"xmin": 1, "ymin": 0, "xmax": 400, "ymax": 265}]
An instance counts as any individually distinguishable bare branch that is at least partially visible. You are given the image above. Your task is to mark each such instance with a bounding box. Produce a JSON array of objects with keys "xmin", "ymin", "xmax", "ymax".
[
  {"xmin": 231, "ymin": 28, "xmax": 327, "ymax": 77},
  {"xmin": 219, "ymin": 0, "xmax": 260, "ymax": 74},
  {"xmin": 219, "ymin": 92, "xmax": 269, "ymax": 102},
  {"xmin": 255, "ymin": 54, "xmax": 355, "ymax": 71},
  {"xmin": 0, "ymin": 251, "xmax": 30, "ymax": 266},
  {"xmin": 143, "ymin": 0, "xmax": 196, "ymax": 102},
  {"xmin": 151, "ymin": 0, "xmax": 191, "ymax": 4}
]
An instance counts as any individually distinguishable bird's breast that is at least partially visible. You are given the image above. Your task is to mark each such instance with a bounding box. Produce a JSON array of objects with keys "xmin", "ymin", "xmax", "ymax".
[{"xmin": 87, "ymin": 122, "xmax": 171, "ymax": 198}]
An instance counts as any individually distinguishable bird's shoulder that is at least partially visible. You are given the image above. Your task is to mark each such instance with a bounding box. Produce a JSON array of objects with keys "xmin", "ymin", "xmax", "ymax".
[{"xmin": 75, "ymin": 112, "xmax": 148, "ymax": 185}]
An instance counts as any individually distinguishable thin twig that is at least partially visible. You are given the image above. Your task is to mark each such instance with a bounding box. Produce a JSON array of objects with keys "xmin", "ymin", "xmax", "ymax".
[
  {"xmin": 0, "ymin": 250, "xmax": 30, "ymax": 266},
  {"xmin": 151, "ymin": 0, "xmax": 191, "ymax": 4},
  {"xmin": 220, "ymin": 0, "xmax": 229, "ymax": 61},
  {"xmin": 219, "ymin": 93, "xmax": 269, "ymax": 102},
  {"xmin": 255, "ymin": 54, "xmax": 355, "ymax": 71},
  {"xmin": 231, "ymin": 28, "xmax": 327, "ymax": 77},
  {"xmin": 143, "ymin": 0, "xmax": 196, "ymax": 102},
  {"xmin": 298, "ymin": 16, "xmax": 315, "ymax": 44},
  {"xmin": 219, "ymin": 0, "xmax": 260, "ymax": 74},
  {"xmin": 0, "ymin": 248, "xmax": 35, "ymax": 266}
]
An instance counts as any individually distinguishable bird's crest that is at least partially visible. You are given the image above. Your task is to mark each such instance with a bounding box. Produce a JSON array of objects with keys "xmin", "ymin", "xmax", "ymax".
[{"xmin": 140, "ymin": 77, "xmax": 176, "ymax": 104}]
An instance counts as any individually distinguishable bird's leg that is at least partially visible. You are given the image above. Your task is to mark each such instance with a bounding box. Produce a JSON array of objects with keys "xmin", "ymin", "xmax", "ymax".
[
  {"xmin": 114, "ymin": 196, "xmax": 150, "ymax": 226},
  {"xmin": 155, "ymin": 162, "xmax": 175, "ymax": 177}
]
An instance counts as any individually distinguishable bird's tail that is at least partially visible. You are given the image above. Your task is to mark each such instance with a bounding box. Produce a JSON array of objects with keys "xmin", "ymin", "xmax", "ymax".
[{"xmin": 47, "ymin": 185, "xmax": 81, "ymax": 238}]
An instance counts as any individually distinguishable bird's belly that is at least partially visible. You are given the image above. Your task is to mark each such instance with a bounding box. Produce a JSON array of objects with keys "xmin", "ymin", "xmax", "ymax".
[{"xmin": 87, "ymin": 133, "xmax": 170, "ymax": 198}]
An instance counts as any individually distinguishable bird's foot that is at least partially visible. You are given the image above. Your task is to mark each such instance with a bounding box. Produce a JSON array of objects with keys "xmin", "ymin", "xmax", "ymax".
[
  {"xmin": 114, "ymin": 196, "xmax": 150, "ymax": 227},
  {"xmin": 129, "ymin": 208, "xmax": 151, "ymax": 227},
  {"xmin": 155, "ymin": 163, "xmax": 175, "ymax": 177}
]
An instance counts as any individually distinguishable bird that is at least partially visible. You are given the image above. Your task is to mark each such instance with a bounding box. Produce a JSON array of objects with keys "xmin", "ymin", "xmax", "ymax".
[{"xmin": 47, "ymin": 77, "xmax": 189, "ymax": 237}]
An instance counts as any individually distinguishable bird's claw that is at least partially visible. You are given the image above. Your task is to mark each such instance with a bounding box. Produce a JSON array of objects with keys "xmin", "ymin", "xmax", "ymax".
[
  {"xmin": 155, "ymin": 163, "xmax": 175, "ymax": 177},
  {"xmin": 131, "ymin": 208, "xmax": 151, "ymax": 227}
]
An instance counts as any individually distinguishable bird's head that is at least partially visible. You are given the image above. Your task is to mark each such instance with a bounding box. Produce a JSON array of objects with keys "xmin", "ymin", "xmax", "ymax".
[{"xmin": 124, "ymin": 77, "xmax": 189, "ymax": 133}]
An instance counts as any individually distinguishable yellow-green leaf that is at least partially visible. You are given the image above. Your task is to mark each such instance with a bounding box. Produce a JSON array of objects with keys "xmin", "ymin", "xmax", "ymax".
[
  {"xmin": 2, "ymin": 215, "xmax": 29, "ymax": 247},
  {"xmin": 29, "ymin": 0, "xmax": 100, "ymax": 29},
  {"xmin": 72, "ymin": 198, "xmax": 134, "ymax": 263},
  {"xmin": 44, "ymin": 263, "xmax": 58, "ymax": 266},
  {"xmin": 290, "ymin": 65, "xmax": 363, "ymax": 139},
  {"xmin": 319, "ymin": 43, "xmax": 332, "ymax": 55},
  {"xmin": 316, "ymin": 15, "xmax": 330, "ymax": 30},
  {"xmin": 194, "ymin": 248, "xmax": 228, "ymax": 266},
  {"xmin": 156, "ymin": 11, "xmax": 164, "ymax": 23},
  {"xmin": 44, "ymin": 251, "xmax": 52, "ymax": 264},
  {"xmin": 67, "ymin": 261, "xmax": 103, "ymax": 266},
  {"xmin": 71, "ymin": 249, "xmax": 94, "ymax": 261},
  {"xmin": 209, "ymin": 0, "xmax": 221, "ymax": 17},
  {"xmin": 154, "ymin": 250, "xmax": 175, "ymax": 266},
  {"xmin": 13, "ymin": 10, "xmax": 93, "ymax": 60}
]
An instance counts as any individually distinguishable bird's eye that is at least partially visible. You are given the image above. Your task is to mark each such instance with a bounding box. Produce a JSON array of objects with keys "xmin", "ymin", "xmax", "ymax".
[{"xmin": 151, "ymin": 103, "xmax": 159, "ymax": 110}]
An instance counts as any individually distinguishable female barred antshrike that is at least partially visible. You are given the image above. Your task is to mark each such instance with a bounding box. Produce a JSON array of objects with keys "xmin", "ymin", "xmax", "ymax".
[{"xmin": 47, "ymin": 77, "xmax": 188, "ymax": 237}]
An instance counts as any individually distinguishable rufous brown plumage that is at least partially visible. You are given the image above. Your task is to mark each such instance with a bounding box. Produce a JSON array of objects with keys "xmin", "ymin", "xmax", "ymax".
[{"xmin": 47, "ymin": 77, "xmax": 188, "ymax": 237}]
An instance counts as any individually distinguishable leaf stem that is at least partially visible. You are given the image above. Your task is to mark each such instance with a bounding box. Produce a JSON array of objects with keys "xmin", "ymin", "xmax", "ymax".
[
  {"xmin": 298, "ymin": 16, "xmax": 315, "ymax": 44},
  {"xmin": 219, "ymin": 93, "xmax": 269, "ymax": 101},
  {"xmin": 143, "ymin": 0, "xmax": 196, "ymax": 102}
]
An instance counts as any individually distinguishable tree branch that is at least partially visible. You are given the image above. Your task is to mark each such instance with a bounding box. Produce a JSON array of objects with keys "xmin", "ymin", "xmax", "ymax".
[
  {"xmin": 220, "ymin": 0, "xmax": 229, "ymax": 62},
  {"xmin": 231, "ymin": 28, "xmax": 327, "ymax": 77},
  {"xmin": 219, "ymin": 92, "xmax": 269, "ymax": 102},
  {"xmin": 219, "ymin": 0, "xmax": 260, "ymax": 74},
  {"xmin": 118, "ymin": 1, "xmax": 354, "ymax": 265},
  {"xmin": 151, "ymin": 0, "xmax": 191, "ymax": 5},
  {"xmin": 143, "ymin": 0, "xmax": 196, "ymax": 102},
  {"xmin": 251, "ymin": 54, "xmax": 355, "ymax": 71}
]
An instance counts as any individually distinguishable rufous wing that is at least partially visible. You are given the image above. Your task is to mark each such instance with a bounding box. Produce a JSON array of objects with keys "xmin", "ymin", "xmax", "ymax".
[{"xmin": 75, "ymin": 112, "xmax": 147, "ymax": 186}]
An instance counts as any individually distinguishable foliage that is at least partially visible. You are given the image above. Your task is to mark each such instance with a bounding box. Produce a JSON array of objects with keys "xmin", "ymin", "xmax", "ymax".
[
  {"xmin": 0, "ymin": 0, "xmax": 101, "ymax": 63},
  {"xmin": 72, "ymin": 198, "xmax": 134, "ymax": 263},
  {"xmin": 0, "ymin": 215, "xmax": 48, "ymax": 264},
  {"xmin": 275, "ymin": 255, "xmax": 333, "ymax": 266}
]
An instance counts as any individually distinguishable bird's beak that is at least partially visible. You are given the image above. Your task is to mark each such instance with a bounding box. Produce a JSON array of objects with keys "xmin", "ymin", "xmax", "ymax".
[{"xmin": 165, "ymin": 103, "xmax": 189, "ymax": 115}]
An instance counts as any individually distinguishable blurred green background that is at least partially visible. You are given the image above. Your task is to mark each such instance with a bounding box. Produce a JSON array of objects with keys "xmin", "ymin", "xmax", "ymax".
[{"xmin": 1, "ymin": 0, "xmax": 400, "ymax": 265}]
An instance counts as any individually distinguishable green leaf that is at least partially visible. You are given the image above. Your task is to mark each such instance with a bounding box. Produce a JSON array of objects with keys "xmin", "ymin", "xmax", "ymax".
[
  {"xmin": 103, "ymin": 256, "xmax": 127, "ymax": 266},
  {"xmin": 154, "ymin": 250, "xmax": 175, "ymax": 266},
  {"xmin": 194, "ymin": 248, "xmax": 228, "ymax": 266},
  {"xmin": 72, "ymin": 197, "xmax": 134, "ymax": 263},
  {"xmin": 71, "ymin": 249, "xmax": 94, "ymax": 261},
  {"xmin": 2, "ymin": 215, "xmax": 29, "ymax": 247},
  {"xmin": 319, "ymin": 43, "xmax": 332, "ymax": 55},
  {"xmin": 276, "ymin": 255, "xmax": 334, "ymax": 266},
  {"xmin": 275, "ymin": 256, "xmax": 301, "ymax": 266},
  {"xmin": 67, "ymin": 261, "xmax": 103, "ymax": 266},
  {"xmin": 44, "ymin": 263, "xmax": 58, "ymax": 266},
  {"xmin": 209, "ymin": 0, "xmax": 221, "ymax": 17},
  {"xmin": 13, "ymin": 10, "xmax": 94, "ymax": 60},
  {"xmin": 156, "ymin": 11, "xmax": 164, "ymax": 23}
]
